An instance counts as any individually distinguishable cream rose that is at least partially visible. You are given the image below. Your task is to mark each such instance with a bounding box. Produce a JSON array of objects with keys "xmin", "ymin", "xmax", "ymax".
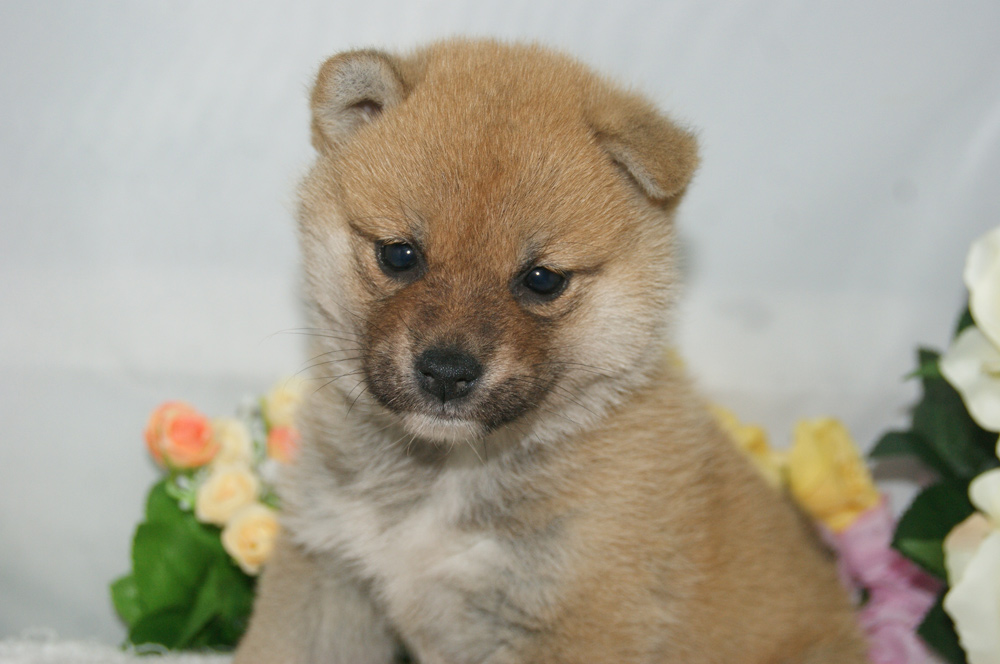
[
  {"xmin": 194, "ymin": 464, "xmax": 259, "ymax": 526},
  {"xmin": 263, "ymin": 376, "xmax": 306, "ymax": 429},
  {"xmin": 211, "ymin": 417, "xmax": 254, "ymax": 466},
  {"xmin": 221, "ymin": 503, "xmax": 280, "ymax": 575}
]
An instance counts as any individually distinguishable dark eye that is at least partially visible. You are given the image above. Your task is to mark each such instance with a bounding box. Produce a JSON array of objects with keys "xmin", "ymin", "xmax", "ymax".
[
  {"xmin": 522, "ymin": 267, "xmax": 567, "ymax": 297},
  {"xmin": 378, "ymin": 242, "xmax": 419, "ymax": 273}
]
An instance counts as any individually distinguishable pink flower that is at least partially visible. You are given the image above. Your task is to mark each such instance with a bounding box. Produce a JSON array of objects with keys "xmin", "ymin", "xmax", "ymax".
[{"xmin": 831, "ymin": 499, "xmax": 941, "ymax": 664}]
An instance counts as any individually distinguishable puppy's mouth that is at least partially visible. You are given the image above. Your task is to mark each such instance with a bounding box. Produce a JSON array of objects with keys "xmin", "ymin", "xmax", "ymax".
[{"xmin": 363, "ymin": 344, "xmax": 550, "ymax": 442}]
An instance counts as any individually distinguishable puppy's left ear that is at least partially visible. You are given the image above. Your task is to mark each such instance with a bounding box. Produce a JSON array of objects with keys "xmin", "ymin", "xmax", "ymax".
[{"xmin": 585, "ymin": 88, "xmax": 699, "ymax": 202}]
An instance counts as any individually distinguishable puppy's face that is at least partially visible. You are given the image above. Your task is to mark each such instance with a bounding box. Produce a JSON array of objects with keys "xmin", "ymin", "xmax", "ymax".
[{"xmin": 298, "ymin": 42, "xmax": 697, "ymax": 445}]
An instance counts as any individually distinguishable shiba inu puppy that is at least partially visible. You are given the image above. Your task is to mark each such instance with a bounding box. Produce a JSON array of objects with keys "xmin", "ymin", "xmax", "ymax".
[{"xmin": 234, "ymin": 39, "xmax": 868, "ymax": 664}]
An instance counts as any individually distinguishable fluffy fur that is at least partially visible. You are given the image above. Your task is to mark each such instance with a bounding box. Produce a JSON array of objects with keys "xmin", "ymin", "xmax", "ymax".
[{"xmin": 234, "ymin": 39, "xmax": 868, "ymax": 664}]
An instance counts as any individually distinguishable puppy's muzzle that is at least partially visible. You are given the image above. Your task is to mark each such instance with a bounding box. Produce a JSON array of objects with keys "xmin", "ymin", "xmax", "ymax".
[{"xmin": 415, "ymin": 347, "xmax": 483, "ymax": 403}]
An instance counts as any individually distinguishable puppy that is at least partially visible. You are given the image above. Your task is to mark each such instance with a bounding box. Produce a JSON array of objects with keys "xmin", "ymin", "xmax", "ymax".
[{"xmin": 234, "ymin": 39, "xmax": 868, "ymax": 664}]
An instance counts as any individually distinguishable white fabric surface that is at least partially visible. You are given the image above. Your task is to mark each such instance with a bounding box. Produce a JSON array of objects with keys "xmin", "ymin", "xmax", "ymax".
[
  {"xmin": 0, "ymin": 635, "xmax": 228, "ymax": 664},
  {"xmin": 1, "ymin": 0, "xmax": 998, "ymax": 646}
]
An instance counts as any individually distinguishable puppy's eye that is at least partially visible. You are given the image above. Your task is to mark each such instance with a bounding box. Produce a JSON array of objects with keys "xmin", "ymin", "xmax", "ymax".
[
  {"xmin": 522, "ymin": 267, "xmax": 567, "ymax": 298},
  {"xmin": 378, "ymin": 242, "xmax": 420, "ymax": 274}
]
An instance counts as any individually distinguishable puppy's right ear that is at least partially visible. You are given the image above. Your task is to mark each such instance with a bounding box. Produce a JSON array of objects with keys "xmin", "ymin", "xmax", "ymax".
[{"xmin": 309, "ymin": 50, "xmax": 410, "ymax": 155}]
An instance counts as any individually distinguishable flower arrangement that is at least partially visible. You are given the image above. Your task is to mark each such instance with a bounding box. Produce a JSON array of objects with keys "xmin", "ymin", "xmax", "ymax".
[
  {"xmin": 867, "ymin": 226, "xmax": 1000, "ymax": 664},
  {"xmin": 713, "ymin": 408, "xmax": 940, "ymax": 663},
  {"xmin": 110, "ymin": 227, "xmax": 1000, "ymax": 661},
  {"xmin": 110, "ymin": 378, "xmax": 304, "ymax": 650}
]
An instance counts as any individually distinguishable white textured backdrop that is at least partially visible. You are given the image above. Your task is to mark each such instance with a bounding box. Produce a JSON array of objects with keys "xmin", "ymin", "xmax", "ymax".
[{"xmin": 1, "ymin": 0, "xmax": 998, "ymax": 643}]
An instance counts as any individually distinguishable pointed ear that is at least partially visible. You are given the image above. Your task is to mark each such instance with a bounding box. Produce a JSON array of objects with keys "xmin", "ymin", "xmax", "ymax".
[
  {"xmin": 585, "ymin": 88, "xmax": 699, "ymax": 202},
  {"xmin": 309, "ymin": 49, "xmax": 411, "ymax": 155}
]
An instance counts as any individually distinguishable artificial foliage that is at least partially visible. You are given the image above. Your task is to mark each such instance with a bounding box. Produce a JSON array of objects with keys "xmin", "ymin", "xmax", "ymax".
[
  {"xmin": 111, "ymin": 382, "xmax": 302, "ymax": 651},
  {"xmin": 111, "ymin": 481, "xmax": 256, "ymax": 649},
  {"xmin": 871, "ymin": 312, "xmax": 1000, "ymax": 664}
]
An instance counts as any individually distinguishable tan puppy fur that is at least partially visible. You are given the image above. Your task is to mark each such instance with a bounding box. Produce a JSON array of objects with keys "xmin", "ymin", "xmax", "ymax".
[{"xmin": 234, "ymin": 39, "xmax": 868, "ymax": 664}]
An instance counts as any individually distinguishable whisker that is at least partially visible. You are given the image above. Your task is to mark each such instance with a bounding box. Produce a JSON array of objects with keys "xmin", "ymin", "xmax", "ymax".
[
  {"xmin": 297, "ymin": 356, "xmax": 365, "ymax": 376},
  {"xmin": 347, "ymin": 384, "xmax": 370, "ymax": 416},
  {"xmin": 508, "ymin": 373, "xmax": 598, "ymax": 415},
  {"xmin": 312, "ymin": 369, "xmax": 366, "ymax": 395}
]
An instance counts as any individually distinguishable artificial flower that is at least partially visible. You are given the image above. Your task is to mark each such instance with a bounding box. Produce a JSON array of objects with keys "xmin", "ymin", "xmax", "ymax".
[
  {"xmin": 965, "ymin": 225, "xmax": 1000, "ymax": 349},
  {"xmin": 787, "ymin": 418, "xmax": 880, "ymax": 532},
  {"xmin": 831, "ymin": 500, "xmax": 939, "ymax": 664},
  {"xmin": 940, "ymin": 327, "xmax": 1000, "ymax": 432},
  {"xmin": 943, "ymin": 467, "xmax": 1000, "ymax": 664},
  {"xmin": 710, "ymin": 405, "xmax": 785, "ymax": 488},
  {"xmin": 194, "ymin": 464, "xmax": 260, "ymax": 526},
  {"xmin": 211, "ymin": 417, "xmax": 254, "ymax": 466},
  {"xmin": 263, "ymin": 376, "xmax": 306, "ymax": 429},
  {"xmin": 221, "ymin": 503, "xmax": 280, "ymax": 575},
  {"xmin": 144, "ymin": 401, "xmax": 218, "ymax": 469},
  {"xmin": 267, "ymin": 426, "xmax": 300, "ymax": 464}
]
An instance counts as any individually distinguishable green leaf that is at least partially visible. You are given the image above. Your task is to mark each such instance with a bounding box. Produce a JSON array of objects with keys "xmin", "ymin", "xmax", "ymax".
[
  {"xmin": 895, "ymin": 539, "xmax": 949, "ymax": 580},
  {"xmin": 954, "ymin": 306, "xmax": 975, "ymax": 338},
  {"xmin": 910, "ymin": 354, "xmax": 997, "ymax": 479},
  {"xmin": 110, "ymin": 574, "xmax": 142, "ymax": 627},
  {"xmin": 145, "ymin": 480, "xmax": 184, "ymax": 524},
  {"xmin": 173, "ymin": 563, "xmax": 228, "ymax": 648},
  {"xmin": 893, "ymin": 481, "xmax": 974, "ymax": 579},
  {"xmin": 128, "ymin": 607, "xmax": 191, "ymax": 650},
  {"xmin": 870, "ymin": 430, "xmax": 955, "ymax": 479},
  {"xmin": 132, "ymin": 521, "xmax": 211, "ymax": 613},
  {"xmin": 907, "ymin": 355, "xmax": 943, "ymax": 381},
  {"xmin": 918, "ymin": 593, "xmax": 967, "ymax": 664}
]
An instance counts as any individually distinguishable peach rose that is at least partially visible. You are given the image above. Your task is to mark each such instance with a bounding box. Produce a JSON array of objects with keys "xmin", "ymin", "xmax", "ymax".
[
  {"xmin": 267, "ymin": 426, "xmax": 300, "ymax": 464},
  {"xmin": 144, "ymin": 401, "xmax": 218, "ymax": 469},
  {"xmin": 221, "ymin": 503, "xmax": 280, "ymax": 575},
  {"xmin": 194, "ymin": 464, "xmax": 259, "ymax": 526}
]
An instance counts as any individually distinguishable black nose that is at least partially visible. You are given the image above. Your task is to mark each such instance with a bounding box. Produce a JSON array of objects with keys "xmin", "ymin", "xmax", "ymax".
[{"xmin": 415, "ymin": 347, "xmax": 483, "ymax": 403}]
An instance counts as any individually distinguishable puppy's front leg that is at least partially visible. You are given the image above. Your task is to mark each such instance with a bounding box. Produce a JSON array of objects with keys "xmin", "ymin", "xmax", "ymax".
[{"xmin": 234, "ymin": 534, "xmax": 398, "ymax": 664}]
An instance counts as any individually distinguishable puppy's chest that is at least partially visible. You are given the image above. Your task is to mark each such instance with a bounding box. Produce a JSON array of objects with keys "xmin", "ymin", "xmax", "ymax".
[
  {"xmin": 336, "ymin": 477, "xmax": 501, "ymax": 589},
  {"xmin": 328, "ymin": 471, "xmax": 562, "ymax": 647}
]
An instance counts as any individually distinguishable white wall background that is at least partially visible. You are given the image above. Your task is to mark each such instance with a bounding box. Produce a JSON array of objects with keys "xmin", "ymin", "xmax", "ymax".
[{"xmin": 1, "ymin": 0, "xmax": 998, "ymax": 643}]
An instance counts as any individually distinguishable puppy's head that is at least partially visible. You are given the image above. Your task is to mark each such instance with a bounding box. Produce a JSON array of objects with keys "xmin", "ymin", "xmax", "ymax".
[{"xmin": 299, "ymin": 40, "xmax": 697, "ymax": 446}]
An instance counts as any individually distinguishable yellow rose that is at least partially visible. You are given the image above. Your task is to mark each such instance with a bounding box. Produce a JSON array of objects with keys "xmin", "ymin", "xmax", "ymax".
[
  {"xmin": 711, "ymin": 405, "xmax": 786, "ymax": 489},
  {"xmin": 221, "ymin": 503, "xmax": 280, "ymax": 575},
  {"xmin": 211, "ymin": 417, "xmax": 253, "ymax": 466},
  {"xmin": 263, "ymin": 376, "xmax": 306, "ymax": 429},
  {"xmin": 787, "ymin": 418, "xmax": 880, "ymax": 532},
  {"xmin": 194, "ymin": 464, "xmax": 259, "ymax": 526}
]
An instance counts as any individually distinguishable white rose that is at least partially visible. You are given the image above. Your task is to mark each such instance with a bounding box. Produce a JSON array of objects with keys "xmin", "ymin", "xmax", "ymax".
[
  {"xmin": 966, "ymin": 226, "xmax": 1000, "ymax": 349},
  {"xmin": 194, "ymin": 464, "xmax": 259, "ymax": 526},
  {"xmin": 263, "ymin": 376, "xmax": 306, "ymax": 429},
  {"xmin": 943, "ymin": 468, "xmax": 1000, "ymax": 664},
  {"xmin": 211, "ymin": 417, "xmax": 253, "ymax": 466},
  {"xmin": 221, "ymin": 503, "xmax": 280, "ymax": 575},
  {"xmin": 941, "ymin": 327, "xmax": 1000, "ymax": 432}
]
